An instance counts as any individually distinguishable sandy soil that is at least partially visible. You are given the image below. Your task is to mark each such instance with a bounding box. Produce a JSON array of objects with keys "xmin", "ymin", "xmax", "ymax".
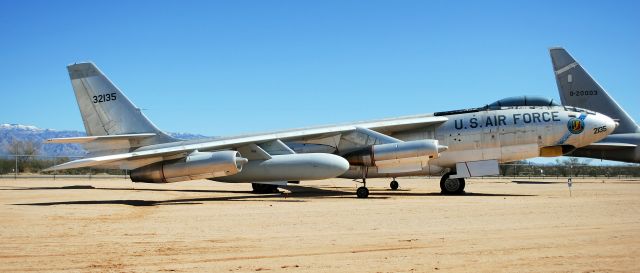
[{"xmin": 0, "ymin": 177, "xmax": 639, "ymax": 272}]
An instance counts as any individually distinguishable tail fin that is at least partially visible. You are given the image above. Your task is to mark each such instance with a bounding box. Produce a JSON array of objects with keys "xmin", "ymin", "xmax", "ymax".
[
  {"xmin": 67, "ymin": 62, "xmax": 176, "ymax": 144},
  {"xmin": 549, "ymin": 47, "xmax": 639, "ymax": 133}
]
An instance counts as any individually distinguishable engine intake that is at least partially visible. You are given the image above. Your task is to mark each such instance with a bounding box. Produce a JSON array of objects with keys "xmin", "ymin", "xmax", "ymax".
[
  {"xmin": 539, "ymin": 145, "xmax": 576, "ymax": 157},
  {"xmin": 130, "ymin": 151, "xmax": 247, "ymax": 183},
  {"xmin": 346, "ymin": 140, "xmax": 447, "ymax": 167}
]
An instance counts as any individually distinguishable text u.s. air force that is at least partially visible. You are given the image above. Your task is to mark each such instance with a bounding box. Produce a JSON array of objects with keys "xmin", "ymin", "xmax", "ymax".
[{"xmin": 453, "ymin": 111, "xmax": 561, "ymax": 130}]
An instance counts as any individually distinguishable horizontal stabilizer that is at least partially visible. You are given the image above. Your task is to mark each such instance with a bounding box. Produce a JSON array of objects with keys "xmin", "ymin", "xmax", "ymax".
[
  {"xmin": 46, "ymin": 133, "xmax": 157, "ymax": 144},
  {"xmin": 43, "ymin": 153, "xmax": 132, "ymax": 171}
]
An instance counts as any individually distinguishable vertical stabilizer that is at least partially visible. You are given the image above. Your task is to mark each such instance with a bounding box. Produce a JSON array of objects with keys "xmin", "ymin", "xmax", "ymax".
[
  {"xmin": 549, "ymin": 48, "xmax": 639, "ymax": 133},
  {"xmin": 67, "ymin": 62, "xmax": 176, "ymax": 144}
]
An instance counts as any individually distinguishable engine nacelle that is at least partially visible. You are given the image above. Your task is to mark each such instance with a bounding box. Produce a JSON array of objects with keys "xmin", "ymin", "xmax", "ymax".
[
  {"xmin": 346, "ymin": 140, "xmax": 447, "ymax": 167},
  {"xmin": 130, "ymin": 151, "xmax": 247, "ymax": 183},
  {"xmin": 214, "ymin": 153, "xmax": 350, "ymax": 183}
]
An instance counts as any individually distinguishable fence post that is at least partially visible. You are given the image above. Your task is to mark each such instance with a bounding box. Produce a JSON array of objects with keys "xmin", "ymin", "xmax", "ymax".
[
  {"xmin": 14, "ymin": 155, "xmax": 18, "ymax": 180},
  {"xmin": 53, "ymin": 156, "xmax": 56, "ymax": 180}
]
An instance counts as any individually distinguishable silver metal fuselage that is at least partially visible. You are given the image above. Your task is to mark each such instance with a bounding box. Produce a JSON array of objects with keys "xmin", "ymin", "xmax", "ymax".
[
  {"xmin": 99, "ymin": 104, "xmax": 613, "ymax": 182},
  {"xmin": 339, "ymin": 106, "xmax": 615, "ymax": 179},
  {"xmin": 49, "ymin": 62, "xmax": 619, "ymax": 185}
]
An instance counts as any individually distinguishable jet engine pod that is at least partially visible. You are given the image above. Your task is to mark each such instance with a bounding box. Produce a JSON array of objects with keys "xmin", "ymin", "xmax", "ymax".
[
  {"xmin": 213, "ymin": 153, "xmax": 350, "ymax": 183},
  {"xmin": 346, "ymin": 139, "xmax": 447, "ymax": 167},
  {"xmin": 130, "ymin": 150, "xmax": 248, "ymax": 183}
]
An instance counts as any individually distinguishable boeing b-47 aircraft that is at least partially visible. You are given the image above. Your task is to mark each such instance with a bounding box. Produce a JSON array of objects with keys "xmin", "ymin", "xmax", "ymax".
[{"xmin": 45, "ymin": 63, "xmax": 617, "ymax": 198}]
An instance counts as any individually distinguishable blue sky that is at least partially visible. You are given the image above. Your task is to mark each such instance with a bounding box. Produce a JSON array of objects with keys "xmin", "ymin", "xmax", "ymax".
[{"xmin": 1, "ymin": 0, "xmax": 639, "ymax": 138}]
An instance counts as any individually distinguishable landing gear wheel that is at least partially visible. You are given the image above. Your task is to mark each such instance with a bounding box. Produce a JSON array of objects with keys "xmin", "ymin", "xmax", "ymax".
[
  {"xmin": 440, "ymin": 173, "xmax": 465, "ymax": 195},
  {"xmin": 390, "ymin": 180, "xmax": 399, "ymax": 190},
  {"xmin": 252, "ymin": 183, "xmax": 279, "ymax": 193},
  {"xmin": 356, "ymin": 186, "xmax": 369, "ymax": 198}
]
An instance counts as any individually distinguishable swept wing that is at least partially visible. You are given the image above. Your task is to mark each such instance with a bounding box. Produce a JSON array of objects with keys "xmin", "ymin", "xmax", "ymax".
[{"xmin": 46, "ymin": 115, "xmax": 447, "ymax": 171}]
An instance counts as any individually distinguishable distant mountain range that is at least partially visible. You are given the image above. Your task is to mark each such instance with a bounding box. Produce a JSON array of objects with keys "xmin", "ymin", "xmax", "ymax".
[{"xmin": 0, "ymin": 123, "xmax": 209, "ymax": 157}]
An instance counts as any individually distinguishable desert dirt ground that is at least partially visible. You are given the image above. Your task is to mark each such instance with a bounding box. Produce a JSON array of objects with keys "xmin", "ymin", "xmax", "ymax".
[{"xmin": 1, "ymin": 177, "xmax": 639, "ymax": 273}]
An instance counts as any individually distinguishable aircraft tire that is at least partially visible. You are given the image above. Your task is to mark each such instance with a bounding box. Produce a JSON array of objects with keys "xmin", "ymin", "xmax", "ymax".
[
  {"xmin": 390, "ymin": 180, "xmax": 399, "ymax": 190},
  {"xmin": 252, "ymin": 183, "xmax": 279, "ymax": 193},
  {"xmin": 440, "ymin": 173, "xmax": 465, "ymax": 195},
  {"xmin": 356, "ymin": 186, "xmax": 369, "ymax": 198}
]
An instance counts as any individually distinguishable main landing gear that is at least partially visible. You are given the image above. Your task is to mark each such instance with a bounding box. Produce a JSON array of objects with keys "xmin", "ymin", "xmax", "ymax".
[
  {"xmin": 356, "ymin": 186, "xmax": 369, "ymax": 198},
  {"xmin": 356, "ymin": 179, "xmax": 399, "ymax": 197},
  {"xmin": 356, "ymin": 171, "xmax": 399, "ymax": 197},
  {"xmin": 252, "ymin": 183, "xmax": 280, "ymax": 193},
  {"xmin": 356, "ymin": 167, "xmax": 370, "ymax": 198},
  {"xmin": 356, "ymin": 169, "xmax": 465, "ymax": 197},
  {"xmin": 440, "ymin": 172, "xmax": 465, "ymax": 195},
  {"xmin": 389, "ymin": 178, "xmax": 399, "ymax": 190}
]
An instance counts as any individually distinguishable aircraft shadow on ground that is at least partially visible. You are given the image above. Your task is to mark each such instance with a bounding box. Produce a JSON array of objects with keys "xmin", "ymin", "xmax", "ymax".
[
  {"xmin": 0, "ymin": 185, "xmax": 250, "ymax": 194},
  {"xmin": 512, "ymin": 181, "xmax": 565, "ymax": 184},
  {"xmin": 10, "ymin": 184, "xmax": 535, "ymax": 207}
]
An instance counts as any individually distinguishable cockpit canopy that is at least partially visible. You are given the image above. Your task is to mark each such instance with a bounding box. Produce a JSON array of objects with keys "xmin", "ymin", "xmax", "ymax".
[
  {"xmin": 434, "ymin": 96, "xmax": 570, "ymax": 117},
  {"xmin": 487, "ymin": 96, "xmax": 560, "ymax": 110}
]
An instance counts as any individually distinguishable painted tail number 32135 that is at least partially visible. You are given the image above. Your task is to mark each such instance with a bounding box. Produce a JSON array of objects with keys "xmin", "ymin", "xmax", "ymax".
[{"xmin": 92, "ymin": 93, "xmax": 117, "ymax": 103}]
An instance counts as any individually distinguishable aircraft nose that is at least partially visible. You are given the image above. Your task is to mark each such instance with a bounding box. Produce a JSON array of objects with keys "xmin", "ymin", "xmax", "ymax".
[
  {"xmin": 592, "ymin": 112, "xmax": 617, "ymax": 136},
  {"xmin": 603, "ymin": 115, "xmax": 618, "ymax": 133}
]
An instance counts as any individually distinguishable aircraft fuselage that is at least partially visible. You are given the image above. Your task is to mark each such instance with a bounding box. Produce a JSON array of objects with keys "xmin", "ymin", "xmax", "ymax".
[{"xmin": 341, "ymin": 106, "xmax": 615, "ymax": 178}]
